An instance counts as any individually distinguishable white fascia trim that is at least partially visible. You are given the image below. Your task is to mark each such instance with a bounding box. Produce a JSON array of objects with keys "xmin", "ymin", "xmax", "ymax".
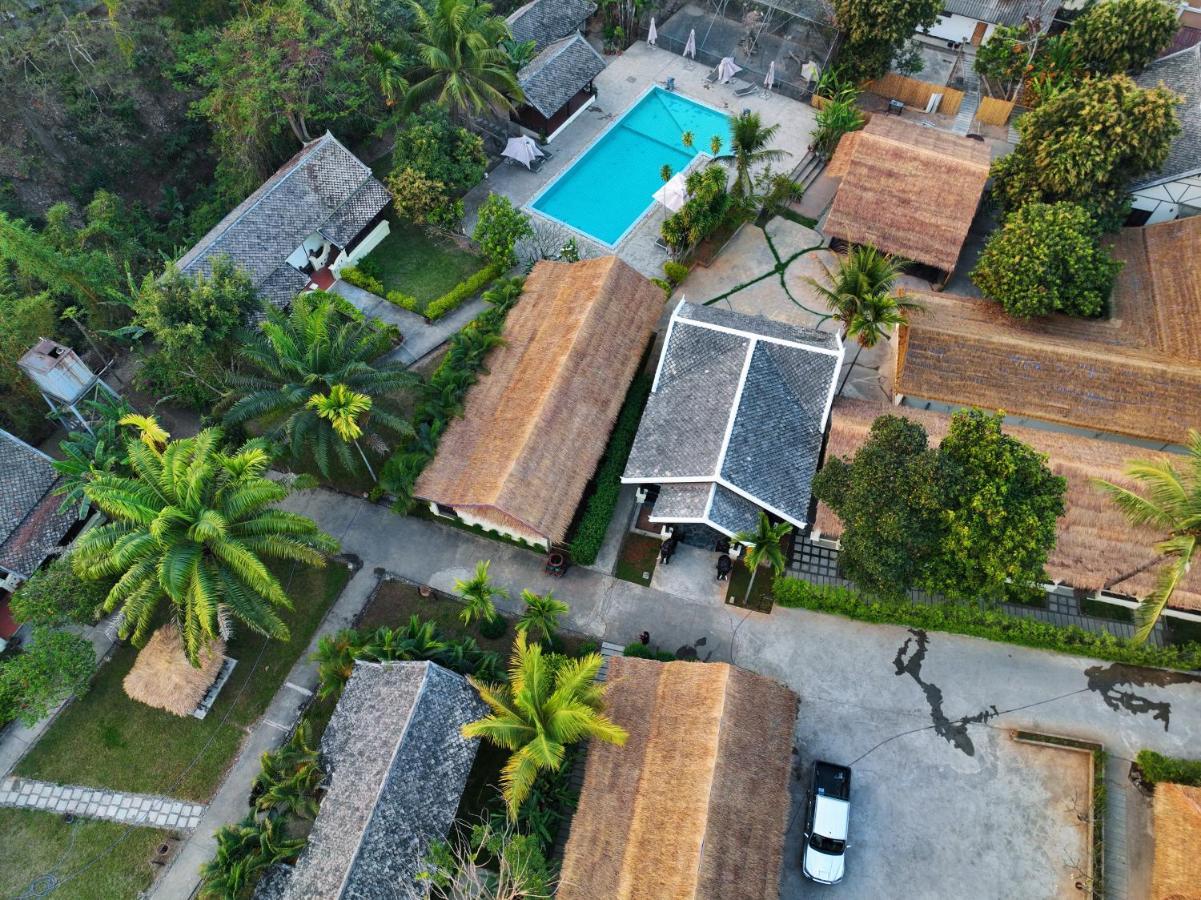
[
  {"xmin": 701, "ymin": 517, "xmax": 740, "ymax": 541},
  {"xmin": 819, "ymin": 341, "xmax": 847, "ymax": 432},
  {"xmin": 675, "ymin": 315, "xmax": 843, "ymax": 358},
  {"xmin": 651, "ymin": 297, "xmax": 688, "ymax": 393},
  {"xmin": 622, "ymin": 475, "xmax": 715, "ymax": 484},
  {"xmin": 714, "ymin": 476, "xmax": 808, "ymax": 531},
  {"xmin": 647, "ymin": 514, "xmax": 709, "ymax": 524}
]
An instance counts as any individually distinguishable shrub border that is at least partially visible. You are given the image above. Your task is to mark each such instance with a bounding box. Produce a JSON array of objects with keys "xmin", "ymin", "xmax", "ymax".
[
  {"xmin": 425, "ymin": 264, "xmax": 501, "ymax": 321},
  {"xmin": 1134, "ymin": 749, "xmax": 1201, "ymax": 787}
]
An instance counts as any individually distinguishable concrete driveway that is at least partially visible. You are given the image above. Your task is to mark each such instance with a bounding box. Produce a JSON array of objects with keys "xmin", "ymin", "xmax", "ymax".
[{"xmin": 282, "ymin": 489, "xmax": 1201, "ymax": 899}]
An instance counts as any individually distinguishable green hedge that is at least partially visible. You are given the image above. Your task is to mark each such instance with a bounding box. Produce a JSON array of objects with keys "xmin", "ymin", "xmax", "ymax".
[
  {"xmin": 622, "ymin": 642, "xmax": 676, "ymax": 662},
  {"xmin": 1135, "ymin": 749, "xmax": 1201, "ymax": 786},
  {"xmin": 339, "ymin": 266, "xmax": 385, "ymax": 296},
  {"xmin": 386, "ymin": 290, "xmax": 419, "ymax": 312},
  {"xmin": 567, "ymin": 372, "xmax": 653, "ymax": 565},
  {"xmin": 425, "ymin": 264, "xmax": 501, "ymax": 321},
  {"xmin": 771, "ymin": 577, "xmax": 1201, "ymax": 671}
]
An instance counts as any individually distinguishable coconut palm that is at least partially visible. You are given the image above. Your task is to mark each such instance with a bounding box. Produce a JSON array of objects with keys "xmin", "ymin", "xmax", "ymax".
[
  {"xmin": 728, "ymin": 110, "xmax": 789, "ymax": 196},
  {"xmin": 369, "ymin": 41, "xmax": 410, "ymax": 108},
  {"xmin": 516, "ymin": 589, "xmax": 568, "ymax": 645},
  {"xmin": 806, "ymin": 245, "xmax": 920, "ymax": 395},
  {"xmin": 402, "ymin": 0, "xmax": 522, "ymax": 120},
  {"xmin": 200, "ymin": 812, "xmax": 304, "ymax": 900},
  {"xmin": 455, "ymin": 560, "xmax": 508, "ymax": 626},
  {"xmin": 72, "ymin": 417, "xmax": 338, "ymax": 665},
  {"xmin": 734, "ymin": 511, "xmax": 794, "ymax": 601},
  {"xmin": 223, "ymin": 292, "xmax": 414, "ymax": 481},
  {"xmin": 1094, "ymin": 432, "xmax": 1201, "ymax": 643},
  {"xmin": 462, "ymin": 631, "xmax": 628, "ymax": 817}
]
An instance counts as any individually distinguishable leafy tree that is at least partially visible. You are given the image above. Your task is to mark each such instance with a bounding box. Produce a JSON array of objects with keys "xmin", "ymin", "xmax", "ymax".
[
  {"xmin": 72, "ymin": 418, "xmax": 338, "ymax": 665},
  {"xmin": 728, "ymin": 111, "xmax": 788, "ymax": 197},
  {"xmin": 516, "ymin": 590, "xmax": 569, "ymax": 645},
  {"xmin": 392, "ymin": 107, "xmax": 488, "ymax": 196},
  {"xmin": 972, "ymin": 202, "xmax": 1121, "ymax": 318},
  {"xmin": 813, "ymin": 415, "xmax": 945, "ymax": 600},
  {"xmin": 387, "ymin": 167, "xmax": 464, "ymax": 230},
  {"xmin": 462, "ymin": 632, "xmax": 628, "ymax": 818},
  {"xmin": 975, "ymin": 26, "xmax": 1078, "ymax": 102},
  {"xmin": 9, "ymin": 554, "xmax": 111, "ymax": 627},
  {"xmin": 1095, "ymin": 431, "xmax": 1201, "ymax": 643},
  {"xmin": 0, "ymin": 627, "xmax": 96, "ymax": 727},
  {"xmin": 455, "ymin": 560, "xmax": 508, "ymax": 627},
  {"xmin": 473, "ymin": 194, "xmax": 533, "ymax": 269},
  {"xmin": 831, "ymin": 0, "xmax": 943, "ymax": 80},
  {"xmin": 0, "ymin": 288, "xmax": 58, "ymax": 440},
  {"xmin": 991, "ymin": 75, "xmax": 1180, "ymax": 225},
  {"xmin": 403, "ymin": 0, "xmax": 522, "ymax": 120},
  {"xmin": 1067, "ymin": 0, "xmax": 1178, "ymax": 75},
  {"xmin": 200, "ymin": 812, "xmax": 304, "ymax": 900},
  {"xmin": 224, "ymin": 292, "xmax": 414, "ymax": 481},
  {"xmin": 925, "ymin": 410, "xmax": 1066, "ymax": 604}
]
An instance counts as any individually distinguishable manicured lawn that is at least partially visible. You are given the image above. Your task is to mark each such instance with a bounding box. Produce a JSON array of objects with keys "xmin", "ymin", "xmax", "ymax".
[
  {"xmin": 614, "ymin": 532, "xmax": 660, "ymax": 586},
  {"xmin": 364, "ymin": 221, "xmax": 485, "ymax": 308},
  {"xmin": 725, "ymin": 561, "xmax": 775, "ymax": 613},
  {"xmin": 16, "ymin": 562, "xmax": 351, "ymax": 803},
  {"xmin": 0, "ymin": 807, "xmax": 170, "ymax": 900}
]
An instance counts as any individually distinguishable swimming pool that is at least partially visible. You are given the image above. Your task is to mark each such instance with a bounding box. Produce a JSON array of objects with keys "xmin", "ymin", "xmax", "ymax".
[{"xmin": 529, "ymin": 88, "xmax": 732, "ymax": 247}]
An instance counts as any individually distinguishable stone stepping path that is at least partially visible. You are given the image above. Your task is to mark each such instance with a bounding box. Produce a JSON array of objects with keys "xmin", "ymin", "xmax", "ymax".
[{"xmin": 0, "ymin": 776, "xmax": 205, "ymax": 831}]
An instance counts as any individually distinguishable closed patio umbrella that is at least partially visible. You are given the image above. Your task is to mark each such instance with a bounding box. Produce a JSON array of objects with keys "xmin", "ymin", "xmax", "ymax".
[
  {"xmin": 684, "ymin": 29, "xmax": 696, "ymax": 59},
  {"xmin": 717, "ymin": 57, "xmax": 742, "ymax": 84},
  {"xmin": 653, "ymin": 171, "xmax": 689, "ymax": 212},
  {"xmin": 764, "ymin": 60, "xmax": 776, "ymax": 90},
  {"xmin": 647, "ymin": 17, "xmax": 657, "ymax": 46},
  {"xmin": 501, "ymin": 135, "xmax": 545, "ymax": 169}
]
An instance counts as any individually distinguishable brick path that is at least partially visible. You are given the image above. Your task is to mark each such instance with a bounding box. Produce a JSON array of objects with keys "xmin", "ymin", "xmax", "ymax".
[{"xmin": 0, "ymin": 776, "xmax": 204, "ymax": 831}]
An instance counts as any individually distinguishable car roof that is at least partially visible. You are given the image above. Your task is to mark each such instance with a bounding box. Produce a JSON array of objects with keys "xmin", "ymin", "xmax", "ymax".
[{"xmin": 813, "ymin": 794, "xmax": 850, "ymax": 838}]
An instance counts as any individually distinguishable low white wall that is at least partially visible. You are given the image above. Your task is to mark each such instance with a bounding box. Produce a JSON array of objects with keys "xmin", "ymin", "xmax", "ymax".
[
  {"xmin": 1131, "ymin": 175, "xmax": 1201, "ymax": 225},
  {"xmin": 332, "ymin": 220, "xmax": 391, "ymax": 275},
  {"xmin": 428, "ymin": 503, "xmax": 549, "ymax": 550}
]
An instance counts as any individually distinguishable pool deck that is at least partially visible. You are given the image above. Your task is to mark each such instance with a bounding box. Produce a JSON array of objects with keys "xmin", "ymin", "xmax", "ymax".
[{"xmin": 464, "ymin": 40, "xmax": 819, "ymax": 279}]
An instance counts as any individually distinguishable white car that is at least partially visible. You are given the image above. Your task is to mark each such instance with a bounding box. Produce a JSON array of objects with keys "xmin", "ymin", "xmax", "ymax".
[{"xmin": 802, "ymin": 760, "xmax": 852, "ymax": 884}]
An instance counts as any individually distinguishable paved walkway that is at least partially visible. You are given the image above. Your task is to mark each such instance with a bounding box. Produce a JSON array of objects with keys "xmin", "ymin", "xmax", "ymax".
[{"xmin": 0, "ymin": 776, "xmax": 203, "ymax": 830}]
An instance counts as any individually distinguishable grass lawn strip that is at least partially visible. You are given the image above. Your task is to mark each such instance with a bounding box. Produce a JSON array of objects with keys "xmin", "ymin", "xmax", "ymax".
[
  {"xmin": 366, "ymin": 221, "xmax": 485, "ymax": 309},
  {"xmin": 0, "ymin": 807, "xmax": 171, "ymax": 900},
  {"xmin": 614, "ymin": 532, "xmax": 660, "ymax": 586},
  {"xmin": 726, "ymin": 561, "xmax": 774, "ymax": 612},
  {"xmin": 15, "ymin": 561, "xmax": 351, "ymax": 803}
]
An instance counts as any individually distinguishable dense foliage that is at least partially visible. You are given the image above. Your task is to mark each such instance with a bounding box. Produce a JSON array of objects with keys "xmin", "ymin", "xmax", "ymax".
[
  {"xmin": 9, "ymin": 555, "xmax": 111, "ymax": 628},
  {"xmin": 831, "ymin": 0, "xmax": 943, "ymax": 80},
  {"xmin": 812, "ymin": 98, "xmax": 866, "ymax": 158},
  {"xmin": 972, "ymin": 202, "xmax": 1121, "ymax": 318},
  {"xmin": 805, "ymin": 246, "xmax": 915, "ymax": 348},
  {"xmin": 426, "ymin": 265, "xmax": 504, "ymax": 320},
  {"xmin": 473, "ymin": 194, "xmax": 533, "ymax": 269},
  {"xmin": 51, "ymin": 395, "xmax": 136, "ymax": 519},
  {"xmin": 814, "ymin": 410, "xmax": 1066, "ymax": 603},
  {"xmin": 661, "ymin": 166, "xmax": 739, "ymax": 254},
  {"xmin": 0, "ymin": 628, "xmax": 96, "ymax": 728},
  {"xmin": 1134, "ymin": 750, "xmax": 1201, "ymax": 787},
  {"xmin": 200, "ymin": 811, "xmax": 304, "ymax": 900},
  {"xmin": 392, "ymin": 108, "xmax": 488, "ymax": 197},
  {"xmin": 771, "ymin": 577, "xmax": 1201, "ymax": 670},
  {"xmin": 728, "ymin": 111, "xmax": 787, "ymax": 197},
  {"xmin": 1068, "ymin": 0, "xmax": 1178, "ymax": 76}
]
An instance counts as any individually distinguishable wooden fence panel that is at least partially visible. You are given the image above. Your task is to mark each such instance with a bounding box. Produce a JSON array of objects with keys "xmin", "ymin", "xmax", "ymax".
[
  {"xmin": 976, "ymin": 96, "xmax": 1016, "ymax": 127},
  {"xmin": 865, "ymin": 74, "xmax": 964, "ymax": 117}
]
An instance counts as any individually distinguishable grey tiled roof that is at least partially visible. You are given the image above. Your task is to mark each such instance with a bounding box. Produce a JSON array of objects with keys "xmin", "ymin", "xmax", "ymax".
[
  {"xmin": 708, "ymin": 485, "xmax": 762, "ymax": 536},
  {"xmin": 519, "ymin": 34, "xmax": 606, "ymax": 119},
  {"xmin": 653, "ymin": 482, "xmax": 712, "ymax": 519},
  {"xmin": 178, "ymin": 133, "xmax": 390, "ymax": 307},
  {"xmin": 267, "ymin": 661, "xmax": 485, "ymax": 900},
  {"xmin": 507, "ymin": 0, "xmax": 596, "ymax": 50},
  {"xmin": 0, "ymin": 430, "xmax": 76, "ymax": 577},
  {"xmin": 941, "ymin": 0, "xmax": 1057, "ymax": 28},
  {"xmin": 623, "ymin": 303, "xmax": 841, "ymax": 530},
  {"xmin": 1135, "ymin": 44, "xmax": 1201, "ymax": 187},
  {"xmin": 321, "ymin": 179, "xmax": 392, "ymax": 247}
]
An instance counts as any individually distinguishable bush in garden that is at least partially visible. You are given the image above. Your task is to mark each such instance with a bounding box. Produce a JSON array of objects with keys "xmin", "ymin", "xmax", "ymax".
[
  {"xmin": 424, "ymin": 265, "xmax": 502, "ymax": 321},
  {"xmin": 472, "ymin": 194, "xmax": 533, "ymax": 269},
  {"xmin": 9, "ymin": 555, "xmax": 110, "ymax": 626},
  {"xmin": 391, "ymin": 107, "xmax": 487, "ymax": 197},
  {"xmin": 0, "ymin": 627, "xmax": 96, "ymax": 727},
  {"xmin": 1134, "ymin": 749, "xmax": 1201, "ymax": 787},
  {"xmin": 386, "ymin": 166, "xmax": 464, "ymax": 230}
]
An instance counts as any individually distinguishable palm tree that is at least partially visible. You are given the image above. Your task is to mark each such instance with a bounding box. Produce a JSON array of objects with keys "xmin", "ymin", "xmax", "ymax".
[
  {"xmin": 223, "ymin": 292, "xmax": 414, "ymax": 481},
  {"xmin": 253, "ymin": 721, "xmax": 322, "ymax": 819},
  {"xmin": 805, "ymin": 245, "xmax": 920, "ymax": 395},
  {"xmin": 516, "ymin": 589, "xmax": 568, "ymax": 645},
  {"xmin": 734, "ymin": 511, "xmax": 794, "ymax": 601},
  {"xmin": 369, "ymin": 41, "xmax": 409, "ymax": 108},
  {"xmin": 72, "ymin": 418, "xmax": 338, "ymax": 665},
  {"xmin": 200, "ymin": 813, "xmax": 304, "ymax": 900},
  {"xmin": 728, "ymin": 111, "xmax": 789, "ymax": 197},
  {"xmin": 455, "ymin": 560, "xmax": 508, "ymax": 626},
  {"xmin": 462, "ymin": 631, "xmax": 627, "ymax": 817},
  {"xmin": 403, "ymin": 0, "xmax": 522, "ymax": 121},
  {"xmin": 1094, "ymin": 432, "xmax": 1201, "ymax": 643}
]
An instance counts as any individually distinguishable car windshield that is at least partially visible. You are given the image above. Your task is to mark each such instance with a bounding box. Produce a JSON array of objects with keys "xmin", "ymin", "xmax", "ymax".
[{"xmin": 809, "ymin": 833, "xmax": 846, "ymax": 855}]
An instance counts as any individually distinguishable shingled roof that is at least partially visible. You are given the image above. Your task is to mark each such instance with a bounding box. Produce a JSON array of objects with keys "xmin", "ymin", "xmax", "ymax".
[
  {"xmin": 894, "ymin": 216, "xmax": 1201, "ymax": 445},
  {"xmin": 1135, "ymin": 43, "xmax": 1201, "ymax": 188},
  {"xmin": 177, "ymin": 133, "xmax": 389, "ymax": 308},
  {"xmin": 823, "ymin": 117, "xmax": 991, "ymax": 275},
  {"xmin": 558, "ymin": 658, "xmax": 797, "ymax": 900},
  {"xmin": 941, "ymin": 0, "xmax": 1059, "ymax": 28},
  {"xmin": 507, "ymin": 0, "xmax": 596, "ymax": 50},
  {"xmin": 519, "ymin": 33, "xmax": 606, "ymax": 119},
  {"xmin": 415, "ymin": 257, "xmax": 661, "ymax": 545},
  {"xmin": 0, "ymin": 430, "xmax": 77, "ymax": 579},
  {"xmin": 622, "ymin": 301, "xmax": 842, "ymax": 533},
  {"xmin": 260, "ymin": 661, "xmax": 485, "ymax": 899}
]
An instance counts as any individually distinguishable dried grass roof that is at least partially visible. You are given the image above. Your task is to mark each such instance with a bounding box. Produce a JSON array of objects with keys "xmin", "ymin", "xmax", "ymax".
[
  {"xmin": 122, "ymin": 624, "xmax": 225, "ymax": 717},
  {"xmin": 558, "ymin": 658, "xmax": 798, "ymax": 900},
  {"xmin": 818, "ymin": 399, "xmax": 1201, "ymax": 610},
  {"xmin": 414, "ymin": 257, "xmax": 661, "ymax": 543},
  {"xmin": 823, "ymin": 117, "xmax": 991, "ymax": 274},
  {"xmin": 1153, "ymin": 782, "xmax": 1201, "ymax": 900}
]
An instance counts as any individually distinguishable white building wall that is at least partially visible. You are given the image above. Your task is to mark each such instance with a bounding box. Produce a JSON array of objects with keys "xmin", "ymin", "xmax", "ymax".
[
  {"xmin": 427, "ymin": 502, "xmax": 549, "ymax": 550},
  {"xmin": 924, "ymin": 13, "xmax": 994, "ymax": 44},
  {"xmin": 332, "ymin": 220, "xmax": 390, "ymax": 275},
  {"xmin": 1131, "ymin": 175, "xmax": 1201, "ymax": 225}
]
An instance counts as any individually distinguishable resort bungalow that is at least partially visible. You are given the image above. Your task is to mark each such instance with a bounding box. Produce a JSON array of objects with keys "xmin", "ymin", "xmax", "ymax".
[
  {"xmin": 1151, "ymin": 782, "xmax": 1201, "ymax": 900},
  {"xmin": 921, "ymin": 0, "xmax": 1059, "ymax": 47},
  {"xmin": 558, "ymin": 657, "xmax": 798, "ymax": 900},
  {"xmin": 621, "ymin": 301, "xmax": 843, "ymax": 546},
  {"xmin": 894, "ymin": 216, "xmax": 1201, "ymax": 447},
  {"xmin": 822, "ymin": 117, "xmax": 991, "ymax": 287},
  {"xmin": 507, "ymin": 0, "xmax": 605, "ymax": 140},
  {"xmin": 1131, "ymin": 43, "xmax": 1200, "ymax": 224},
  {"xmin": 177, "ymin": 132, "xmax": 391, "ymax": 306},
  {"xmin": 255, "ymin": 661, "xmax": 486, "ymax": 899},
  {"xmin": 414, "ymin": 256, "xmax": 661, "ymax": 549}
]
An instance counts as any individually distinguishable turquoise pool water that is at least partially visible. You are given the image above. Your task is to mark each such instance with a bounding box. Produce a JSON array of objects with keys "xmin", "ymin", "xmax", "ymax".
[{"xmin": 529, "ymin": 88, "xmax": 732, "ymax": 246}]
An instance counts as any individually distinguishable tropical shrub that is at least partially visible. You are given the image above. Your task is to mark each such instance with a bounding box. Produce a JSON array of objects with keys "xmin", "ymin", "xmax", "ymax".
[
  {"xmin": 972, "ymin": 202, "xmax": 1121, "ymax": 318},
  {"xmin": 338, "ymin": 265, "xmax": 386, "ymax": 296},
  {"xmin": 661, "ymin": 166, "xmax": 738, "ymax": 254},
  {"xmin": 9, "ymin": 555, "xmax": 110, "ymax": 627},
  {"xmin": 391, "ymin": 107, "xmax": 488, "ymax": 197},
  {"xmin": 455, "ymin": 560, "xmax": 508, "ymax": 628},
  {"xmin": 831, "ymin": 0, "xmax": 943, "ymax": 81},
  {"xmin": 388, "ymin": 166, "xmax": 465, "ymax": 231},
  {"xmin": 812, "ymin": 99, "xmax": 865, "ymax": 158},
  {"xmin": 1067, "ymin": 0, "xmax": 1178, "ymax": 75},
  {"xmin": 0, "ymin": 627, "xmax": 96, "ymax": 727},
  {"xmin": 622, "ymin": 642, "xmax": 676, "ymax": 662},
  {"xmin": 0, "ymin": 288, "xmax": 58, "ymax": 441},
  {"xmin": 387, "ymin": 290, "xmax": 421, "ymax": 312},
  {"xmin": 1135, "ymin": 750, "xmax": 1201, "ymax": 787},
  {"xmin": 473, "ymin": 194, "xmax": 533, "ymax": 270},
  {"xmin": 425, "ymin": 264, "xmax": 503, "ymax": 321},
  {"xmin": 252, "ymin": 721, "xmax": 322, "ymax": 819},
  {"xmin": 199, "ymin": 812, "xmax": 304, "ymax": 900},
  {"xmin": 51, "ymin": 394, "xmax": 135, "ymax": 519},
  {"xmin": 516, "ymin": 590, "xmax": 569, "ymax": 645},
  {"xmin": 662, "ymin": 260, "xmax": 690, "ymax": 285}
]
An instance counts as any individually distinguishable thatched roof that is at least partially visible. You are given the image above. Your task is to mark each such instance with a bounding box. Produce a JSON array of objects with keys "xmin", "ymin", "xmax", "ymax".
[
  {"xmin": 414, "ymin": 256, "xmax": 661, "ymax": 544},
  {"xmin": 817, "ymin": 399, "xmax": 1201, "ymax": 611},
  {"xmin": 1152, "ymin": 782, "xmax": 1201, "ymax": 900},
  {"xmin": 895, "ymin": 216, "xmax": 1201, "ymax": 445},
  {"xmin": 823, "ymin": 117, "xmax": 991, "ymax": 274},
  {"xmin": 558, "ymin": 658, "xmax": 797, "ymax": 900},
  {"xmin": 122, "ymin": 625, "xmax": 226, "ymax": 717}
]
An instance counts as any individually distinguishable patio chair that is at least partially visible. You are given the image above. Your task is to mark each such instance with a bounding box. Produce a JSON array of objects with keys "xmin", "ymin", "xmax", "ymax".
[
  {"xmin": 731, "ymin": 78, "xmax": 757, "ymax": 97},
  {"xmin": 704, "ymin": 66, "xmax": 719, "ymax": 84}
]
